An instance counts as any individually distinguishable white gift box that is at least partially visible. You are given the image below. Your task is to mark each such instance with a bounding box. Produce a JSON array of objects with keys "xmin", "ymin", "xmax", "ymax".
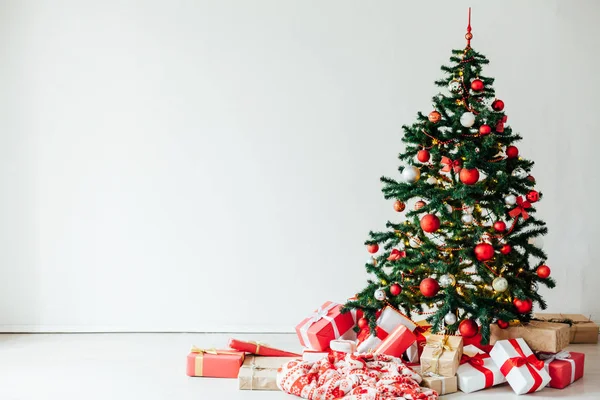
[
  {"xmin": 330, "ymin": 339, "xmax": 357, "ymax": 354},
  {"xmin": 302, "ymin": 348, "xmax": 329, "ymax": 362},
  {"xmin": 457, "ymin": 344, "xmax": 506, "ymax": 393},
  {"xmin": 356, "ymin": 306, "xmax": 417, "ymax": 353},
  {"xmin": 489, "ymin": 338, "xmax": 550, "ymax": 395}
]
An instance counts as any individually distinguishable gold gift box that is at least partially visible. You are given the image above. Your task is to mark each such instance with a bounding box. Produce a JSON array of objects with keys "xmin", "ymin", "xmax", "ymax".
[{"xmin": 421, "ymin": 374, "xmax": 458, "ymax": 395}]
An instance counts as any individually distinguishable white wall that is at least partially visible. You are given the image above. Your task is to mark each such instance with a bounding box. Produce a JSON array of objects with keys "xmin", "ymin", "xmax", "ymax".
[{"xmin": 1, "ymin": 0, "xmax": 598, "ymax": 332}]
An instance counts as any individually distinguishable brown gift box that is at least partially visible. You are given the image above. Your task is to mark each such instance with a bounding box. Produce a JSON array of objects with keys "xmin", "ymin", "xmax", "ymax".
[
  {"xmin": 421, "ymin": 374, "xmax": 458, "ymax": 395},
  {"xmin": 238, "ymin": 355, "xmax": 296, "ymax": 391},
  {"xmin": 489, "ymin": 320, "xmax": 570, "ymax": 353},
  {"xmin": 534, "ymin": 313, "xmax": 599, "ymax": 344},
  {"xmin": 420, "ymin": 335, "xmax": 463, "ymax": 378}
]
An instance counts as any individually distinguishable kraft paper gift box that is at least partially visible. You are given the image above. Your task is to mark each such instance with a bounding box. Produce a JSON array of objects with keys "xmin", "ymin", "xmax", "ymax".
[
  {"xmin": 421, "ymin": 374, "xmax": 458, "ymax": 395},
  {"xmin": 538, "ymin": 351, "xmax": 585, "ymax": 389},
  {"xmin": 489, "ymin": 320, "xmax": 570, "ymax": 353},
  {"xmin": 373, "ymin": 324, "xmax": 417, "ymax": 358},
  {"xmin": 534, "ymin": 313, "xmax": 599, "ymax": 344},
  {"xmin": 296, "ymin": 301, "xmax": 355, "ymax": 351},
  {"xmin": 356, "ymin": 306, "xmax": 417, "ymax": 353},
  {"xmin": 420, "ymin": 335, "xmax": 463, "ymax": 378},
  {"xmin": 238, "ymin": 355, "xmax": 296, "ymax": 390},
  {"xmin": 186, "ymin": 347, "xmax": 245, "ymax": 378},
  {"xmin": 228, "ymin": 338, "xmax": 300, "ymax": 357},
  {"xmin": 456, "ymin": 344, "xmax": 506, "ymax": 393},
  {"xmin": 489, "ymin": 338, "xmax": 551, "ymax": 395}
]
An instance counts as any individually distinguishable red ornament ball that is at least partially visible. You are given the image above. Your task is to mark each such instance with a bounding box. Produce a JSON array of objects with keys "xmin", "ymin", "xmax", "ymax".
[
  {"xmin": 474, "ymin": 243, "xmax": 495, "ymax": 261},
  {"xmin": 390, "ymin": 283, "xmax": 402, "ymax": 296},
  {"xmin": 357, "ymin": 317, "xmax": 368, "ymax": 329},
  {"xmin": 497, "ymin": 319, "xmax": 509, "ymax": 329},
  {"xmin": 495, "ymin": 121, "xmax": 505, "ymax": 133},
  {"xmin": 459, "ymin": 318, "xmax": 479, "ymax": 338},
  {"xmin": 420, "ymin": 277, "xmax": 440, "ymax": 298},
  {"xmin": 420, "ymin": 214, "xmax": 441, "ymax": 233},
  {"xmin": 527, "ymin": 175, "xmax": 536, "ymax": 183},
  {"xmin": 471, "ymin": 79, "xmax": 484, "ymax": 92},
  {"xmin": 526, "ymin": 190, "xmax": 540, "ymax": 203},
  {"xmin": 367, "ymin": 244, "xmax": 379, "ymax": 254},
  {"xmin": 417, "ymin": 150, "xmax": 431, "ymax": 163},
  {"xmin": 494, "ymin": 221, "xmax": 507, "ymax": 232},
  {"xmin": 537, "ymin": 265, "xmax": 551, "ymax": 279},
  {"xmin": 393, "ymin": 200, "xmax": 406, "ymax": 212},
  {"xmin": 415, "ymin": 200, "xmax": 427, "ymax": 210},
  {"xmin": 479, "ymin": 124, "xmax": 492, "ymax": 135},
  {"xmin": 506, "ymin": 146, "xmax": 519, "ymax": 159},
  {"xmin": 492, "ymin": 99, "xmax": 505, "ymax": 111},
  {"xmin": 513, "ymin": 298, "xmax": 533, "ymax": 314},
  {"xmin": 428, "ymin": 111, "xmax": 442, "ymax": 123},
  {"xmin": 500, "ymin": 244, "xmax": 512, "ymax": 255},
  {"xmin": 459, "ymin": 168, "xmax": 480, "ymax": 185}
]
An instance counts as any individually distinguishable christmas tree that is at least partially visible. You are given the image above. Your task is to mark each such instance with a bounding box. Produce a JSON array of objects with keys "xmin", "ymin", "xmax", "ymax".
[{"xmin": 344, "ymin": 11, "xmax": 554, "ymax": 343}]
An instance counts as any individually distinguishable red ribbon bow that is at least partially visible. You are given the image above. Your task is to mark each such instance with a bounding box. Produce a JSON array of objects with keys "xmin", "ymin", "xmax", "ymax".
[
  {"xmin": 461, "ymin": 352, "xmax": 494, "ymax": 388},
  {"xmin": 508, "ymin": 196, "xmax": 531, "ymax": 220},
  {"xmin": 499, "ymin": 339, "xmax": 545, "ymax": 393},
  {"xmin": 387, "ymin": 249, "xmax": 406, "ymax": 261},
  {"xmin": 441, "ymin": 156, "xmax": 462, "ymax": 173}
]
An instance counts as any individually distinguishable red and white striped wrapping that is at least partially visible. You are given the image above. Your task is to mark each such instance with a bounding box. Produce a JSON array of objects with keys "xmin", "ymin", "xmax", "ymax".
[
  {"xmin": 539, "ymin": 351, "xmax": 585, "ymax": 389},
  {"xmin": 457, "ymin": 345, "xmax": 506, "ymax": 393},
  {"xmin": 490, "ymin": 338, "xmax": 551, "ymax": 395},
  {"xmin": 356, "ymin": 306, "xmax": 417, "ymax": 353},
  {"xmin": 296, "ymin": 301, "xmax": 355, "ymax": 351},
  {"xmin": 373, "ymin": 325, "xmax": 416, "ymax": 358}
]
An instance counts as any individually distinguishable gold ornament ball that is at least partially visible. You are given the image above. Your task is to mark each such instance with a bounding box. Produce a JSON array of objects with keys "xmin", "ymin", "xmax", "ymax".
[
  {"xmin": 428, "ymin": 111, "xmax": 442, "ymax": 123},
  {"xmin": 459, "ymin": 71, "xmax": 464, "ymax": 76},
  {"xmin": 381, "ymin": 279, "xmax": 387, "ymax": 285},
  {"xmin": 393, "ymin": 200, "xmax": 406, "ymax": 212}
]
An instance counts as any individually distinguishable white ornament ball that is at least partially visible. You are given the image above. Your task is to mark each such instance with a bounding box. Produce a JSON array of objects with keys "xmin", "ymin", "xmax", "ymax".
[
  {"xmin": 448, "ymin": 80, "xmax": 461, "ymax": 92},
  {"xmin": 444, "ymin": 313, "xmax": 458, "ymax": 325},
  {"xmin": 409, "ymin": 237, "xmax": 421, "ymax": 248},
  {"xmin": 528, "ymin": 237, "xmax": 544, "ymax": 249},
  {"xmin": 505, "ymin": 194, "xmax": 517, "ymax": 206},
  {"xmin": 426, "ymin": 176, "xmax": 438, "ymax": 185},
  {"xmin": 446, "ymin": 204, "xmax": 453, "ymax": 213},
  {"xmin": 512, "ymin": 168, "xmax": 527, "ymax": 179},
  {"xmin": 439, "ymin": 274, "xmax": 456, "ymax": 288},
  {"xmin": 374, "ymin": 288, "xmax": 386, "ymax": 301},
  {"xmin": 461, "ymin": 214, "xmax": 473, "ymax": 224},
  {"xmin": 367, "ymin": 257, "xmax": 376, "ymax": 266},
  {"xmin": 532, "ymin": 282, "xmax": 539, "ymax": 291},
  {"xmin": 492, "ymin": 277, "xmax": 509, "ymax": 292},
  {"xmin": 402, "ymin": 166, "xmax": 421, "ymax": 183},
  {"xmin": 460, "ymin": 112, "xmax": 476, "ymax": 128}
]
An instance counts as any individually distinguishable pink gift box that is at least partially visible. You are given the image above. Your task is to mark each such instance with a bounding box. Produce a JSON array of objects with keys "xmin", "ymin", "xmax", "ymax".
[{"xmin": 295, "ymin": 301, "xmax": 355, "ymax": 351}]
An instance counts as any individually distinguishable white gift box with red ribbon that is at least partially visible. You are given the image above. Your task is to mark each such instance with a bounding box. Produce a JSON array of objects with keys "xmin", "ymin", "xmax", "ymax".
[
  {"xmin": 457, "ymin": 344, "xmax": 506, "ymax": 393},
  {"xmin": 490, "ymin": 338, "xmax": 551, "ymax": 395},
  {"xmin": 356, "ymin": 306, "xmax": 417, "ymax": 353}
]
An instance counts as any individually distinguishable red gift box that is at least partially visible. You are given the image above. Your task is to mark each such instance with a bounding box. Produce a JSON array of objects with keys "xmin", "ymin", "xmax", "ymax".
[
  {"xmin": 539, "ymin": 351, "xmax": 585, "ymax": 389},
  {"xmin": 186, "ymin": 347, "xmax": 245, "ymax": 378},
  {"xmin": 228, "ymin": 338, "xmax": 299, "ymax": 357},
  {"xmin": 374, "ymin": 324, "xmax": 417, "ymax": 357},
  {"xmin": 356, "ymin": 306, "xmax": 417, "ymax": 353},
  {"xmin": 295, "ymin": 301, "xmax": 355, "ymax": 351}
]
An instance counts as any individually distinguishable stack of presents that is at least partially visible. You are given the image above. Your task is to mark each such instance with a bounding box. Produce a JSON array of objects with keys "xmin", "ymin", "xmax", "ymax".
[{"xmin": 187, "ymin": 303, "xmax": 596, "ymax": 397}]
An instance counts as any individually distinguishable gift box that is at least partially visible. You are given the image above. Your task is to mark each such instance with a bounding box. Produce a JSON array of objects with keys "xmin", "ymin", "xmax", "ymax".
[
  {"xmin": 238, "ymin": 355, "xmax": 296, "ymax": 390},
  {"xmin": 420, "ymin": 334, "xmax": 463, "ymax": 377},
  {"xmin": 228, "ymin": 338, "xmax": 299, "ymax": 357},
  {"xmin": 421, "ymin": 373, "xmax": 458, "ymax": 395},
  {"xmin": 302, "ymin": 348, "xmax": 329, "ymax": 362},
  {"xmin": 456, "ymin": 344, "xmax": 506, "ymax": 393},
  {"xmin": 330, "ymin": 339, "xmax": 357, "ymax": 354},
  {"xmin": 490, "ymin": 320, "xmax": 569, "ymax": 353},
  {"xmin": 534, "ymin": 313, "xmax": 599, "ymax": 344},
  {"xmin": 374, "ymin": 324, "xmax": 416, "ymax": 358},
  {"xmin": 539, "ymin": 351, "xmax": 585, "ymax": 389},
  {"xmin": 296, "ymin": 301, "xmax": 355, "ymax": 351},
  {"xmin": 186, "ymin": 347, "xmax": 245, "ymax": 378},
  {"xmin": 405, "ymin": 320, "xmax": 432, "ymax": 363},
  {"xmin": 489, "ymin": 338, "xmax": 551, "ymax": 394},
  {"xmin": 356, "ymin": 306, "xmax": 417, "ymax": 353}
]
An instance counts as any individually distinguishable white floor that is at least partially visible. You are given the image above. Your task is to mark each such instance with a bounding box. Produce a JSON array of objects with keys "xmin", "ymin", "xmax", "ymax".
[{"xmin": 0, "ymin": 333, "xmax": 598, "ymax": 399}]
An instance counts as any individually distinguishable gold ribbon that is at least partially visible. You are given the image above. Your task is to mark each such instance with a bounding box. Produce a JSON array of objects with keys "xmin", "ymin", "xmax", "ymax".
[
  {"xmin": 190, "ymin": 346, "xmax": 241, "ymax": 376},
  {"xmin": 424, "ymin": 335, "xmax": 453, "ymax": 375},
  {"xmin": 248, "ymin": 341, "xmax": 268, "ymax": 354}
]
